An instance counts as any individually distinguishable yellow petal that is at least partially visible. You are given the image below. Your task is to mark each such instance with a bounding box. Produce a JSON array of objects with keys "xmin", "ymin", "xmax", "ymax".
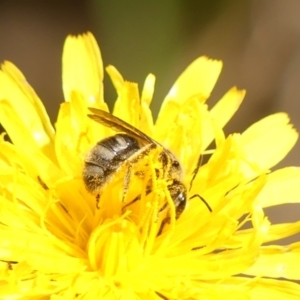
[
  {"xmin": 241, "ymin": 113, "xmax": 298, "ymax": 170},
  {"xmin": 156, "ymin": 57, "xmax": 222, "ymax": 132},
  {"xmin": 0, "ymin": 137, "xmax": 38, "ymax": 176},
  {"xmin": 110, "ymin": 75, "xmax": 154, "ymax": 137},
  {"xmin": 207, "ymin": 277, "xmax": 300, "ymax": 300},
  {"xmin": 0, "ymin": 228, "xmax": 86, "ymax": 274},
  {"xmin": 256, "ymin": 167, "xmax": 300, "ymax": 207},
  {"xmin": 244, "ymin": 243, "xmax": 300, "ymax": 280},
  {"xmin": 246, "ymin": 278, "xmax": 300, "ymax": 299},
  {"xmin": 194, "ymin": 87, "xmax": 245, "ymax": 154},
  {"xmin": 155, "ymin": 97, "xmax": 205, "ymax": 171},
  {"xmin": 0, "ymin": 103, "xmax": 61, "ymax": 187},
  {"xmin": 210, "ymin": 87, "xmax": 245, "ymax": 130},
  {"xmin": 141, "ymin": 73, "xmax": 156, "ymax": 106},
  {"xmin": 140, "ymin": 74, "xmax": 156, "ymax": 136},
  {"xmin": 163, "ymin": 56, "xmax": 222, "ymax": 105},
  {"xmin": 261, "ymin": 221, "xmax": 300, "ymax": 244},
  {"xmin": 113, "ymin": 81, "xmax": 141, "ymax": 128},
  {"xmin": 55, "ymin": 101, "xmax": 83, "ymax": 175},
  {"xmin": 0, "ymin": 100, "xmax": 41, "ymax": 151},
  {"xmin": 0, "ymin": 62, "xmax": 54, "ymax": 156},
  {"xmin": 106, "ymin": 65, "xmax": 124, "ymax": 93},
  {"xmin": 62, "ymin": 32, "xmax": 104, "ymax": 106}
]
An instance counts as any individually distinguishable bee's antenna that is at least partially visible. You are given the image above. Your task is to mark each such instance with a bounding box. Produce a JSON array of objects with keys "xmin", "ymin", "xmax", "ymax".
[
  {"xmin": 189, "ymin": 153, "xmax": 203, "ymax": 192},
  {"xmin": 189, "ymin": 194, "xmax": 212, "ymax": 212}
]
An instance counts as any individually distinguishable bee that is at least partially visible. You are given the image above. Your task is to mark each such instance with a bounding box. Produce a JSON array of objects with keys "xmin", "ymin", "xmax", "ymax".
[
  {"xmin": 83, "ymin": 108, "xmax": 212, "ymax": 218},
  {"xmin": 83, "ymin": 108, "xmax": 211, "ymax": 220}
]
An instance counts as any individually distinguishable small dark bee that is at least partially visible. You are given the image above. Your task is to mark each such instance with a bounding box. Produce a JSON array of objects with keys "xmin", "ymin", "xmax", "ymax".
[
  {"xmin": 83, "ymin": 108, "xmax": 188, "ymax": 217},
  {"xmin": 83, "ymin": 108, "xmax": 211, "ymax": 219}
]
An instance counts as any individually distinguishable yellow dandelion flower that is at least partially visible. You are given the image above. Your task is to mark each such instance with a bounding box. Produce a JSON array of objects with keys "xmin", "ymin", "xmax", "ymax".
[{"xmin": 0, "ymin": 32, "xmax": 300, "ymax": 299}]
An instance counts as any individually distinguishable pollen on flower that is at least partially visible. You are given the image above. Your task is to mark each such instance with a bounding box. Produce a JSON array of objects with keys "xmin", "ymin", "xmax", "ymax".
[{"xmin": 0, "ymin": 32, "xmax": 300, "ymax": 299}]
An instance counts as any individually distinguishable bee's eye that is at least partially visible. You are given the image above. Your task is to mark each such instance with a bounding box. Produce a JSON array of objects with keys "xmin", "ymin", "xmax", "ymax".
[
  {"xmin": 174, "ymin": 191, "xmax": 186, "ymax": 218},
  {"xmin": 167, "ymin": 180, "xmax": 187, "ymax": 219}
]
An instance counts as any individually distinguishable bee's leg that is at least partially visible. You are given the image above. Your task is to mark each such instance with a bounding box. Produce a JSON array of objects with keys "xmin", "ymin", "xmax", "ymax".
[
  {"xmin": 120, "ymin": 143, "xmax": 159, "ymax": 215},
  {"xmin": 122, "ymin": 163, "xmax": 132, "ymax": 203},
  {"xmin": 96, "ymin": 194, "xmax": 100, "ymax": 209},
  {"xmin": 189, "ymin": 194, "xmax": 212, "ymax": 212},
  {"xmin": 157, "ymin": 151, "xmax": 169, "ymax": 177},
  {"xmin": 37, "ymin": 175, "xmax": 49, "ymax": 190},
  {"xmin": 122, "ymin": 194, "xmax": 141, "ymax": 213},
  {"xmin": 189, "ymin": 154, "xmax": 203, "ymax": 192},
  {"xmin": 121, "ymin": 143, "xmax": 157, "ymax": 202},
  {"xmin": 158, "ymin": 202, "xmax": 168, "ymax": 214},
  {"xmin": 155, "ymin": 292, "xmax": 168, "ymax": 300},
  {"xmin": 157, "ymin": 216, "xmax": 170, "ymax": 236},
  {"xmin": 155, "ymin": 201, "xmax": 171, "ymax": 235},
  {"xmin": 121, "ymin": 184, "xmax": 152, "ymax": 212}
]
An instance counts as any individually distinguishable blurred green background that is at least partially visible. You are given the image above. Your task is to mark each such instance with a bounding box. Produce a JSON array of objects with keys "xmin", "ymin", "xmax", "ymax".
[{"xmin": 0, "ymin": 0, "xmax": 299, "ymax": 232}]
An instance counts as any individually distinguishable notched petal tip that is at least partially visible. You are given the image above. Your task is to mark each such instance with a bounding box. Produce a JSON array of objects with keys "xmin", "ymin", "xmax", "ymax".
[
  {"xmin": 242, "ymin": 113, "xmax": 298, "ymax": 170},
  {"xmin": 62, "ymin": 32, "xmax": 104, "ymax": 106},
  {"xmin": 163, "ymin": 56, "xmax": 223, "ymax": 105}
]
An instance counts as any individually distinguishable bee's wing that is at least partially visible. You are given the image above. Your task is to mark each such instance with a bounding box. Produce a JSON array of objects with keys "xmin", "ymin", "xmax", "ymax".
[{"xmin": 88, "ymin": 107, "xmax": 155, "ymax": 145}]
